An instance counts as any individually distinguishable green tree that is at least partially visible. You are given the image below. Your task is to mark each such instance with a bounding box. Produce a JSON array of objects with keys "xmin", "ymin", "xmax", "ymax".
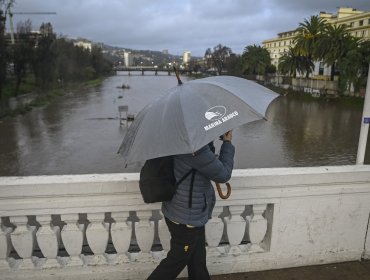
[
  {"xmin": 294, "ymin": 15, "xmax": 326, "ymax": 77},
  {"xmin": 33, "ymin": 22, "xmax": 57, "ymax": 88},
  {"xmin": 91, "ymin": 45, "xmax": 112, "ymax": 77},
  {"xmin": 279, "ymin": 46, "xmax": 314, "ymax": 78},
  {"xmin": 225, "ymin": 54, "xmax": 244, "ymax": 77},
  {"xmin": 55, "ymin": 37, "xmax": 77, "ymax": 83},
  {"xmin": 314, "ymin": 24, "xmax": 350, "ymax": 80},
  {"xmin": 0, "ymin": 0, "xmax": 14, "ymax": 103},
  {"xmin": 11, "ymin": 19, "xmax": 36, "ymax": 95},
  {"xmin": 336, "ymin": 38, "xmax": 369, "ymax": 95},
  {"xmin": 211, "ymin": 44, "xmax": 233, "ymax": 75},
  {"xmin": 242, "ymin": 44, "xmax": 271, "ymax": 75}
]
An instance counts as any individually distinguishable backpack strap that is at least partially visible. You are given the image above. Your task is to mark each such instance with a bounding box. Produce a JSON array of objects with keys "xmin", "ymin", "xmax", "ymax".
[
  {"xmin": 174, "ymin": 168, "xmax": 197, "ymax": 209},
  {"xmin": 175, "ymin": 168, "xmax": 195, "ymax": 187}
]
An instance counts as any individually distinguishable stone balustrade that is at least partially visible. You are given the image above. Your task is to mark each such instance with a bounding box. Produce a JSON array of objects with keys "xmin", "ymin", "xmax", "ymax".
[{"xmin": 0, "ymin": 165, "xmax": 370, "ymax": 279}]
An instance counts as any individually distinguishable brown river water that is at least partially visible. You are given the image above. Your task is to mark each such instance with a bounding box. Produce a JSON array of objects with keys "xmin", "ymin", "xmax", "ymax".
[{"xmin": 0, "ymin": 73, "xmax": 369, "ymax": 176}]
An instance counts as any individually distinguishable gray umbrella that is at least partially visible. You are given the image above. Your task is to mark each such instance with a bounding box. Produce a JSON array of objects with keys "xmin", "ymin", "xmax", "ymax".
[{"xmin": 118, "ymin": 75, "xmax": 279, "ymax": 165}]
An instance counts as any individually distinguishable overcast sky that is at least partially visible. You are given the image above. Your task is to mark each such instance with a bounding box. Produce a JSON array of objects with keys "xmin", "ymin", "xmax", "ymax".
[{"xmin": 8, "ymin": 0, "xmax": 370, "ymax": 56}]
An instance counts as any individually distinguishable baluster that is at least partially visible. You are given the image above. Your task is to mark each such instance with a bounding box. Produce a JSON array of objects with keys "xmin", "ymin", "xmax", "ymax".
[
  {"xmin": 157, "ymin": 211, "xmax": 170, "ymax": 252},
  {"xmin": 85, "ymin": 213, "xmax": 109, "ymax": 265},
  {"xmin": 9, "ymin": 216, "xmax": 36, "ymax": 269},
  {"xmin": 135, "ymin": 210, "xmax": 155, "ymax": 260},
  {"xmin": 224, "ymin": 205, "xmax": 246, "ymax": 255},
  {"xmin": 205, "ymin": 206, "xmax": 224, "ymax": 256},
  {"xmin": 111, "ymin": 211, "xmax": 132, "ymax": 264},
  {"xmin": 246, "ymin": 204, "xmax": 268, "ymax": 252},
  {"xmin": 61, "ymin": 214, "xmax": 84, "ymax": 266},
  {"xmin": 35, "ymin": 215, "xmax": 60, "ymax": 268},
  {"xmin": 0, "ymin": 221, "xmax": 12, "ymax": 269}
]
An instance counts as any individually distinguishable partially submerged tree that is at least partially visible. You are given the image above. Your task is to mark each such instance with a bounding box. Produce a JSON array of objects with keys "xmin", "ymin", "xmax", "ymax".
[
  {"xmin": 11, "ymin": 19, "xmax": 36, "ymax": 95},
  {"xmin": 0, "ymin": 0, "xmax": 14, "ymax": 103},
  {"xmin": 32, "ymin": 22, "xmax": 57, "ymax": 88}
]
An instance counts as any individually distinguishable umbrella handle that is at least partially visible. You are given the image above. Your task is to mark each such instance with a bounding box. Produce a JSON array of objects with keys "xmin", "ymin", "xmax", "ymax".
[
  {"xmin": 215, "ymin": 182, "xmax": 231, "ymax": 199},
  {"xmin": 173, "ymin": 66, "xmax": 183, "ymax": 85}
]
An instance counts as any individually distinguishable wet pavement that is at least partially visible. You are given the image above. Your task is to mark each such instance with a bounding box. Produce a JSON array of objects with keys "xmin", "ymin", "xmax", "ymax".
[{"xmin": 180, "ymin": 260, "xmax": 370, "ymax": 280}]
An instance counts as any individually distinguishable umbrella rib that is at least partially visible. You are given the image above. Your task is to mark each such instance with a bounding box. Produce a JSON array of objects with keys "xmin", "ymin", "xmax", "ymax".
[{"xmin": 177, "ymin": 88, "xmax": 196, "ymax": 153}]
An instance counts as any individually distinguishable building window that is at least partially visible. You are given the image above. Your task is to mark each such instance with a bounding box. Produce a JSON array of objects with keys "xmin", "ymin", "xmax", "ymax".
[
  {"xmin": 362, "ymin": 30, "xmax": 365, "ymax": 37},
  {"xmin": 319, "ymin": 62, "xmax": 324, "ymax": 75},
  {"xmin": 368, "ymin": 18, "xmax": 370, "ymax": 25},
  {"xmin": 350, "ymin": 22, "xmax": 354, "ymax": 27},
  {"xmin": 359, "ymin": 20, "xmax": 363, "ymax": 26}
]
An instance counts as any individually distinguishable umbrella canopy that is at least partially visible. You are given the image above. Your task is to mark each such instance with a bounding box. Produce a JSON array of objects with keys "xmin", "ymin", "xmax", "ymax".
[{"xmin": 118, "ymin": 76, "xmax": 279, "ymax": 165}]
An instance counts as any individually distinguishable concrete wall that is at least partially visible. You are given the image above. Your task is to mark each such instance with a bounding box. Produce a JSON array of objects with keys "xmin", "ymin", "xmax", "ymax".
[{"xmin": 0, "ymin": 165, "xmax": 370, "ymax": 279}]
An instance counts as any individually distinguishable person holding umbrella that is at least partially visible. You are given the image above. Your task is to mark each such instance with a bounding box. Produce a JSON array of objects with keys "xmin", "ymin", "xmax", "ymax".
[
  {"xmin": 147, "ymin": 130, "xmax": 235, "ymax": 280},
  {"xmin": 118, "ymin": 74, "xmax": 279, "ymax": 279}
]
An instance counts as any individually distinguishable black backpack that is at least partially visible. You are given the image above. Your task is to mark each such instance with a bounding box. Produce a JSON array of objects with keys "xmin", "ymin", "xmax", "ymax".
[{"xmin": 139, "ymin": 156, "xmax": 195, "ymax": 204}]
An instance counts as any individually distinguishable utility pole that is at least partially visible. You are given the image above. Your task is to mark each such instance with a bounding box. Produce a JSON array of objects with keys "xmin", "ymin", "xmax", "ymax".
[{"xmin": 356, "ymin": 64, "xmax": 370, "ymax": 164}]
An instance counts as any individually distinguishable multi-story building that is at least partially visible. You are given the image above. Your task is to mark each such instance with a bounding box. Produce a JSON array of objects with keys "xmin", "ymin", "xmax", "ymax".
[
  {"xmin": 262, "ymin": 7, "xmax": 370, "ymax": 77},
  {"xmin": 124, "ymin": 52, "xmax": 133, "ymax": 67},
  {"xmin": 183, "ymin": 51, "xmax": 191, "ymax": 64}
]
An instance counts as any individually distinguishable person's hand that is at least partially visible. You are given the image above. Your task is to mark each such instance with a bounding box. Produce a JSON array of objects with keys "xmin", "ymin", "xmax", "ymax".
[{"xmin": 223, "ymin": 130, "xmax": 232, "ymax": 142}]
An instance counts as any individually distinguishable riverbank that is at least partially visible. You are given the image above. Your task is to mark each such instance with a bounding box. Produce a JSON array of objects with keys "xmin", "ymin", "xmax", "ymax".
[
  {"xmin": 187, "ymin": 74, "xmax": 366, "ymax": 109},
  {"xmin": 0, "ymin": 76, "xmax": 108, "ymax": 119},
  {"xmin": 265, "ymin": 84, "xmax": 365, "ymax": 109}
]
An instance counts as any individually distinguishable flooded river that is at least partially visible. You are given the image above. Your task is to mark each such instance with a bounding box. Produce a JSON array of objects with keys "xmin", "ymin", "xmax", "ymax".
[{"xmin": 0, "ymin": 73, "xmax": 368, "ymax": 176}]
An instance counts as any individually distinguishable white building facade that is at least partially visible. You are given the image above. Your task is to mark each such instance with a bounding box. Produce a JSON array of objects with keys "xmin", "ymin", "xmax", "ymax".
[
  {"xmin": 262, "ymin": 7, "xmax": 370, "ymax": 79},
  {"xmin": 183, "ymin": 51, "xmax": 191, "ymax": 64},
  {"xmin": 124, "ymin": 52, "xmax": 134, "ymax": 67}
]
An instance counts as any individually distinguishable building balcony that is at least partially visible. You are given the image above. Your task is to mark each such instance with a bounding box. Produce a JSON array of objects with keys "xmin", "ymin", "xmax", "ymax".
[{"xmin": 0, "ymin": 165, "xmax": 370, "ymax": 279}]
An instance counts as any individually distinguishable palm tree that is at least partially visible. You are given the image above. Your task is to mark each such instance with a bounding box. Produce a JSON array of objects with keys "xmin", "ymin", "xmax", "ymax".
[
  {"xmin": 294, "ymin": 15, "xmax": 326, "ymax": 77},
  {"xmin": 314, "ymin": 24, "xmax": 351, "ymax": 80},
  {"xmin": 242, "ymin": 44, "xmax": 271, "ymax": 75},
  {"xmin": 279, "ymin": 46, "xmax": 314, "ymax": 78},
  {"xmin": 336, "ymin": 37, "xmax": 367, "ymax": 95}
]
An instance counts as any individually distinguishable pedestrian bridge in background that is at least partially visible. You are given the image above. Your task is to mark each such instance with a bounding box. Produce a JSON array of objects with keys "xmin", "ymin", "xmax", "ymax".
[
  {"xmin": 114, "ymin": 66, "xmax": 192, "ymax": 76},
  {"xmin": 0, "ymin": 165, "xmax": 370, "ymax": 280}
]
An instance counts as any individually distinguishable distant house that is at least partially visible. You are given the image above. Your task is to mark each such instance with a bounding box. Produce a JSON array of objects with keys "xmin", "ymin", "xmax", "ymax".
[{"xmin": 74, "ymin": 40, "xmax": 92, "ymax": 51}]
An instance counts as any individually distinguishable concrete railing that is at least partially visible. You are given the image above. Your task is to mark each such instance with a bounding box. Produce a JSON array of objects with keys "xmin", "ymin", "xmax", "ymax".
[{"xmin": 0, "ymin": 165, "xmax": 370, "ymax": 279}]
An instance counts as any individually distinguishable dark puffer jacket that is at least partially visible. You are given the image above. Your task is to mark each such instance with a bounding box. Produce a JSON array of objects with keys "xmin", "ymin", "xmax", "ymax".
[{"xmin": 162, "ymin": 141, "xmax": 235, "ymax": 227}]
